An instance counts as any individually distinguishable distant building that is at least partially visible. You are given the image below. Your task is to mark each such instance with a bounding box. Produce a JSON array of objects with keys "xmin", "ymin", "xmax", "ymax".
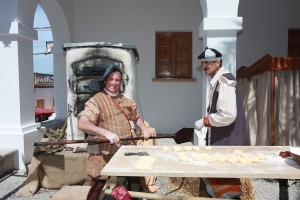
[{"xmin": 34, "ymin": 73, "xmax": 54, "ymax": 109}]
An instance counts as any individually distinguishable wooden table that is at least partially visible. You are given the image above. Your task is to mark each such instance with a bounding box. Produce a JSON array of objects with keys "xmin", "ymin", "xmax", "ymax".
[{"xmin": 101, "ymin": 145, "xmax": 300, "ymax": 179}]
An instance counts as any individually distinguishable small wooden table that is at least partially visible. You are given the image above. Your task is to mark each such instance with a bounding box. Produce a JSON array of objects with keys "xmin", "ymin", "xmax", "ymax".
[{"xmin": 101, "ymin": 145, "xmax": 300, "ymax": 179}]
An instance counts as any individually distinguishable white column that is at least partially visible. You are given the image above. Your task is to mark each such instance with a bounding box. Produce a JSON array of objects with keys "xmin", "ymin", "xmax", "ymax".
[
  {"xmin": 50, "ymin": 52, "xmax": 68, "ymax": 120},
  {"xmin": 194, "ymin": 0, "xmax": 242, "ymax": 145},
  {"xmin": 0, "ymin": 8, "xmax": 43, "ymax": 169}
]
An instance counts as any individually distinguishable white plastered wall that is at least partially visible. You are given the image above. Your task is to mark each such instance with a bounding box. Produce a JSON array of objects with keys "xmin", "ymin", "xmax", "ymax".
[{"xmin": 34, "ymin": 88, "xmax": 54, "ymax": 108}]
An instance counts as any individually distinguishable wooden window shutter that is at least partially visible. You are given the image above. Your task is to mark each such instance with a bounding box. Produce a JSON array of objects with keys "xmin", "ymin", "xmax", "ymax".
[
  {"xmin": 288, "ymin": 30, "xmax": 300, "ymax": 57},
  {"xmin": 156, "ymin": 32, "xmax": 192, "ymax": 78}
]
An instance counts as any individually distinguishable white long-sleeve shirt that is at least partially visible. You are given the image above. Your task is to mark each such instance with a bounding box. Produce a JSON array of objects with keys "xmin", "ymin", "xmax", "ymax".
[{"xmin": 208, "ymin": 67, "xmax": 237, "ymax": 127}]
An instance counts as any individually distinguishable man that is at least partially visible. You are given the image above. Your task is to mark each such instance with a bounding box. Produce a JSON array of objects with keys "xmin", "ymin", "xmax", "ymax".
[
  {"xmin": 194, "ymin": 47, "xmax": 249, "ymax": 146},
  {"xmin": 77, "ymin": 64, "xmax": 152, "ymax": 200}
]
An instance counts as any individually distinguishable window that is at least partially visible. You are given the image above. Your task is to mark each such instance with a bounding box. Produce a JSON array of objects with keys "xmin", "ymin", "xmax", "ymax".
[
  {"xmin": 155, "ymin": 32, "xmax": 192, "ymax": 79},
  {"xmin": 288, "ymin": 29, "xmax": 300, "ymax": 57}
]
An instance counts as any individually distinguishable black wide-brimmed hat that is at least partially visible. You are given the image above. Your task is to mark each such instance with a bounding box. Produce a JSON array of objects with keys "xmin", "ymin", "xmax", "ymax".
[
  {"xmin": 98, "ymin": 63, "xmax": 122, "ymax": 91},
  {"xmin": 197, "ymin": 47, "xmax": 222, "ymax": 61}
]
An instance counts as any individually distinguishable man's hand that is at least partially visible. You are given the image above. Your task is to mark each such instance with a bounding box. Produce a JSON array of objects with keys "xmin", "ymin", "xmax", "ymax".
[
  {"xmin": 194, "ymin": 118, "xmax": 204, "ymax": 131},
  {"xmin": 142, "ymin": 129, "xmax": 152, "ymax": 140},
  {"xmin": 105, "ymin": 132, "xmax": 120, "ymax": 144}
]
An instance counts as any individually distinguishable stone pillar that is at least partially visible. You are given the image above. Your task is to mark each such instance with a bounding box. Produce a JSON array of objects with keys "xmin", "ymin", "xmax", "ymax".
[
  {"xmin": 0, "ymin": 0, "xmax": 43, "ymax": 169},
  {"xmin": 194, "ymin": 0, "xmax": 242, "ymax": 145}
]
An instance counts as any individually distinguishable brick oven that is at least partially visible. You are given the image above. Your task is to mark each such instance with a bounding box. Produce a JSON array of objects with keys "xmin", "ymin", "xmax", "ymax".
[{"xmin": 63, "ymin": 42, "xmax": 139, "ymax": 147}]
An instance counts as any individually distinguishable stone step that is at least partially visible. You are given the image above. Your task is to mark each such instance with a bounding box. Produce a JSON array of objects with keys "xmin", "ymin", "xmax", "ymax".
[{"xmin": 0, "ymin": 148, "xmax": 18, "ymax": 177}]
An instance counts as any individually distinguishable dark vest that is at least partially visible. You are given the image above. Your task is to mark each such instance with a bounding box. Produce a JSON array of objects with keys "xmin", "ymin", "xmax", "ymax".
[{"xmin": 208, "ymin": 73, "xmax": 250, "ymax": 146}]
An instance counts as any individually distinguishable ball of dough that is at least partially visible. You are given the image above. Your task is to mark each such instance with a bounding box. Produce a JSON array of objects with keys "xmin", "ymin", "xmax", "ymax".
[
  {"xmin": 205, "ymin": 156, "xmax": 217, "ymax": 163},
  {"xmin": 238, "ymin": 157, "xmax": 251, "ymax": 164},
  {"xmin": 173, "ymin": 146, "xmax": 182, "ymax": 152},
  {"xmin": 256, "ymin": 154, "xmax": 266, "ymax": 160},
  {"xmin": 241, "ymin": 153, "xmax": 251, "ymax": 158},
  {"xmin": 161, "ymin": 146, "xmax": 169, "ymax": 152},
  {"xmin": 213, "ymin": 153, "xmax": 223, "ymax": 158},
  {"xmin": 204, "ymin": 146, "xmax": 213, "ymax": 151},
  {"xmin": 216, "ymin": 156, "xmax": 227, "ymax": 163},
  {"xmin": 250, "ymin": 156, "xmax": 260, "ymax": 163},
  {"xmin": 183, "ymin": 146, "xmax": 193, "ymax": 151},
  {"xmin": 178, "ymin": 155, "xmax": 189, "ymax": 162},
  {"xmin": 199, "ymin": 153, "xmax": 209, "ymax": 158},
  {"xmin": 233, "ymin": 150, "xmax": 243, "ymax": 155},
  {"xmin": 227, "ymin": 154, "xmax": 236, "ymax": 158},
  {"xmin": 176, "ymin": 152, "xmax": 186, "ymax": 158},
  {"xmin": 192, "ymin": 146, "xmax": 201, "ymax": 152},
  {"xmin": 193, "ymin": 155, "xmax": 204, "ymax": 161}
]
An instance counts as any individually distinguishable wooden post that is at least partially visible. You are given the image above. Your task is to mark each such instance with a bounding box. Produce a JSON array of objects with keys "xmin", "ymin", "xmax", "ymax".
[{"xmin": 270, "ymin": 70, "xmax": 275, "ymax": 146}]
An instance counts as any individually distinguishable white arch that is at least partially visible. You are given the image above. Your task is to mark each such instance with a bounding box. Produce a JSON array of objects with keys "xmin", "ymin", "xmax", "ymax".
[{"xmin": 39, "ymin": 0, "xmax": 71, "ymax": 119}]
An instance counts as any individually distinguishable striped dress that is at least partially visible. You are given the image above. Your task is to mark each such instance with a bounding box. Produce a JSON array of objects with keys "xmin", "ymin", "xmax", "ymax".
[{"xmin": 78, "ymin": 91, "xmax": 139, "ymax": 179}]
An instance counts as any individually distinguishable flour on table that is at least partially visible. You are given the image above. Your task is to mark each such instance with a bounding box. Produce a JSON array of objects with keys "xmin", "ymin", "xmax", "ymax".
[{"xmin": 189, "ymin": 153, "xmax": 198, "ymax": 158}]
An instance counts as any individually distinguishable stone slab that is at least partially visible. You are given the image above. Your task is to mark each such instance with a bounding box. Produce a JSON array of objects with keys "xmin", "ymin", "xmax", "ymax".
[
  {"xmin": 101, "ymin": 145, "xmax": 300, "ymax": 179},
  {"xmin": 0, "ymin": 148, "xmax": 18, "ymax": 160}
]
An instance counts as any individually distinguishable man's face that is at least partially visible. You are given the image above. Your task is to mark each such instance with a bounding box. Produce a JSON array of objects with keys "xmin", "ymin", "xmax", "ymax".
[
  {"xmin": 201, "ymin": 60, "xmax": 221, "ymax": 78},
  {"xmin": 104, "ymin": 72, "xmax": 121, "ymax": 94}
]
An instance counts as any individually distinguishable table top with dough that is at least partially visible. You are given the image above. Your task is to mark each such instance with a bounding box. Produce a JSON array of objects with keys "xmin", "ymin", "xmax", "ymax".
[{"xmin": 100, "ymin": 145, "xmax": 300, "ymax": 179}]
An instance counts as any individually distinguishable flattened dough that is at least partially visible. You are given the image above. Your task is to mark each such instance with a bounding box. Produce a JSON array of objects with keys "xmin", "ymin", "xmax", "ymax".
[
  {"xmin": 133, "ymin": 164, "xmax": 153, "ymax": 171},
  {"xmin": 133, "ymin": 156, "xmax": 156, "ymax": 171}
]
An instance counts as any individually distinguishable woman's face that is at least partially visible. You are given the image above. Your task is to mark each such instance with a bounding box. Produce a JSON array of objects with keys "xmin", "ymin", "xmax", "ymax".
[{"xmin": 104, "ymin": 72, "xmax": 121, "ymax": 94}]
